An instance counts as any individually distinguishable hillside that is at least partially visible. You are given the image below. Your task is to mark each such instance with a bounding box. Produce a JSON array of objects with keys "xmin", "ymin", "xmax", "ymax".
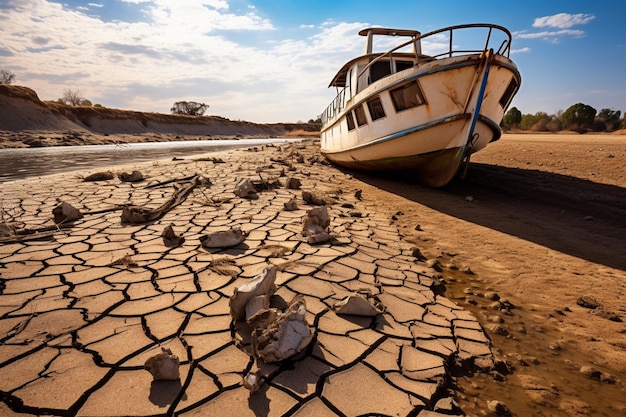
[{"xmin": 0, "ymin": 85, "xmax": 319, "ymax": 146}]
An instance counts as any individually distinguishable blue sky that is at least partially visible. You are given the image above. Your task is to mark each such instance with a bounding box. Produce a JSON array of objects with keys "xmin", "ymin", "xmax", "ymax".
[{"xmin": 0, "ymin": 0, "xmax": 623, "ymax": 123}]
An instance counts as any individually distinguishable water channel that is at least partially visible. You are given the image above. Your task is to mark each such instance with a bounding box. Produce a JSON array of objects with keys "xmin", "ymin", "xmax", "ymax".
[{"xmin": 0, "ymin": 138, "xmax": 298, "ymax": 183}]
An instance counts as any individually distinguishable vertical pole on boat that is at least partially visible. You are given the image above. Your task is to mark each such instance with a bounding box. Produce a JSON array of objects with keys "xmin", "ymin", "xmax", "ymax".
[{"xmin": 460, "ymin": 49, "xmax": 493, "ymax": 179}]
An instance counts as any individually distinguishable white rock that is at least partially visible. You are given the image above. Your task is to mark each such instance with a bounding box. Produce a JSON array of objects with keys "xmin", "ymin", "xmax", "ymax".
[
  {"xmin": 200, "ymin": 227, "xmax": 246, "ymax": 248},
  {"xmin": 252, "ymin": 297, "xmax": 314, "ymax": 363},
  {"xmin": 334, "ymin": 293, "xmax": 384, "ymax": 317},
  {"xmin": 229, "ymin": 266, "xmax": 277, "ymax": 321}
]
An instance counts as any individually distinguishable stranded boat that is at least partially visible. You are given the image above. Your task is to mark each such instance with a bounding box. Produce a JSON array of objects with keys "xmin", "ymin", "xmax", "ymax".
[{"xmin": 320, "ymin": 24, "xmax": 521, "ymax": 187}]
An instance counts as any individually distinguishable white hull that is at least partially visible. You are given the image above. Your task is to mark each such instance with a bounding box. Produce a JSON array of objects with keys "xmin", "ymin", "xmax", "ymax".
[{"xmin": 320, "ymin": 24, "xmax": 521, "ymax": 187}]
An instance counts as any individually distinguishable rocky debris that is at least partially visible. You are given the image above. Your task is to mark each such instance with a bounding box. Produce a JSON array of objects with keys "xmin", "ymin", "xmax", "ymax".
[
  {"xmin": 83, "ymin": 170, "xmax": 115, "ymax": 181},
  {"xmin": 302, "ymin": 206, "xmax": 331, "ymax": 244},
  {"xmin": 118, "ymin": 170, "xmax": 144, "ymax": 182},
  {"xmin": 334, "ymin": 292, "xmax": 384, "ymax": 316},
  {"xmin": 242, "ymin": 370, "xmax": 264, "ymax": 393},
  {"xmin": 302, "ymin": 190, "xmax": 334, "ymax": 205},
  {"xmin": 487, "ymin": 400, "xmax": 511, "ymax": 416},
  {"xmin": 251, "ymin": 296, "xmax": 314, "ymax": 363},
  {"xmin": 200, "ymin": 227, "xmax": 246, "ymax": 249},
  {"xmin": 576, "ymin": 295, "xmax": 599, "ymax": 309},
  {"xmin": 0, "ymin": 222, "xmax": 16, "ymax": 236},
  {"xmin": 110, "ymin": 254, "xmax": 139, "ymax": 268},
  {"xmin": 283, "ymin": 197, "xmax": 299, "ymax": 211},
  {"xmin": 161, "ymin": 224, "xmax": 184, "ymax": 247},
  {"xmin": 285, "ymin": 177, "xmax": 301, "ymax": 189},
  {"xmin": 229, "ymin": 266, "xmax": 277, "ymax": 322},
  {"xmin": 52, "ymin": 201, "xmax": 83, "ymax": 224},
  {"xmin": 579, "ymin": 366, "xmax": 617, "ymax": 384},
  {"xmin": 144, "ymin": 347, "xmax": 180, "ymax": 381},
  {"xmin": 234, "ymin": 178, "xmax": 258, "ymax": 199}
]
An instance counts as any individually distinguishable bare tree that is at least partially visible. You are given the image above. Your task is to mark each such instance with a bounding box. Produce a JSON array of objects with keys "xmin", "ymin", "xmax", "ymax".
[
  {"xmin": 171, "ymin": 101, "xmax": 209, "ymax": 116},
  {"xmin": 60, "ymin": 89, "xmax": 84, "ymax": 106},
  {"xmin": 0, "ymin": 69, "xmax": 16, "ymax": 85}
]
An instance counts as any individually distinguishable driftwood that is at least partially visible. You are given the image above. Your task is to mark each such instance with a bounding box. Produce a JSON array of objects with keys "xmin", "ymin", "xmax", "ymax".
[{"xmin": 121, "ymin": 175, "xmax": 203, "ymax": 224}]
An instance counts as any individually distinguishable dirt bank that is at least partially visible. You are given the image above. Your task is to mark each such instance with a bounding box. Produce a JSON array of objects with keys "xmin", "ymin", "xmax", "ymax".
[{"xmin": 0, "ymin": 85, "xmax": 319, "ymax": 147}]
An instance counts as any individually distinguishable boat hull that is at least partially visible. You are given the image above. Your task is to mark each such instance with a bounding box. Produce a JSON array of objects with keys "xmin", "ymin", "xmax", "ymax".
[{"xmin": 321, "ymin": 47, "xmax": 520, "ymax": 187}]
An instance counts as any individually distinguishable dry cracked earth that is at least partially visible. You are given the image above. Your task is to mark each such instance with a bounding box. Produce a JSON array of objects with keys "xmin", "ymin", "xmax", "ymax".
[{"xmin": 1, "ymin": 140, "xmax": 497, "ymax": 417}]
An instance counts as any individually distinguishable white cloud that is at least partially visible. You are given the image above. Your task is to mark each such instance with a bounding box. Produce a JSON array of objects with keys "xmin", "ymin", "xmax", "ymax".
[
  {"xmin": 511, "ymin": 47, "xmax": 531, "ymax": 54},
  {"xmin": 533, "ymin": 13, "xmax": 595, "ymax": 29},
  {"xmin": 0, "ymin": 0, "xmax": 367, "ymax": 122},
  {"xmin": 515, "ymin": 29, "xmax": 586, "ymax": 40}
]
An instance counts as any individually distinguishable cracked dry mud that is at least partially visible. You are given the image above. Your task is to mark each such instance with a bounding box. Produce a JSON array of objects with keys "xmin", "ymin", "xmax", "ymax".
[{"xmin": 0, "ymin": 140, "xmax": 494, "ymax": 417}]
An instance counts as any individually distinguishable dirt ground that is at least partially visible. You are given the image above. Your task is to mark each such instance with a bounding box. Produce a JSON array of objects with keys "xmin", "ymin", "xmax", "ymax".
[
  {"xmin": 349, "ymin": 133, "xmax": 626, "ymax": 416},
  {"xmin": 1, "ymin": 132, "xmax": 624, "ymax": 416}
]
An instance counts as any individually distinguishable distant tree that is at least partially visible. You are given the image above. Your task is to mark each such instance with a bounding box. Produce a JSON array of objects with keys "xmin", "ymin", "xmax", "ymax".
[
  {"xmin": 520, "ymin": 112, "xmax": 551, "ymax": 131},
  {"xmin": 60, "ymin": 89, "xmax": 84, "ymax": 106},
  {"xmin": 79, "ymin": 98, "xmax": 93, "ymax": 107},
  {"xmin": 595, "ymin": 108, "xmax": 621, "ymax": 132},
  {"xmin": 0, "ymin": 69, "xmax": 15, "ymax": 84},
  {"xmin": 171, "ymin": 101, "xmax": 209, "ymax": 116},
  {"xmin": 502, "ymin": 106, "xmax": 522, "ymax": 129},
  {"xmin": 561, "ymin": 103, "xmax": 596, "ymax": 132}
]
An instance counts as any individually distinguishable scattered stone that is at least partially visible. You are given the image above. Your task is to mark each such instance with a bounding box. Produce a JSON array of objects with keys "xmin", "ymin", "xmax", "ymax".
[
  {"xmin": 161, "ymin": 224, "xmax": 185, "ymax": 247},
  {"xmin": 83, "ymin": 171, "xmax": 115, "ymax": 181},
  {"xmin": 144, "ymin": 347, "xmax": 180, "ymax": 381},
  {"xmin": 302, "ymin": 190, "xmax": 334, "ymax": 206},
  {"xmin": 283, "ymin": 198, "xmax": 299, "ymax": 211},
  {"xmin": 354, "ymin": 189, "xmax": 362, "ymax": 200},
  {"xmin": 433, "ymin": 397, "xmax": 461, "ymax": 414},
  {"xmin": 243, "ymin": 370, "xmax": 264, "ymax": 393},
  {"xmin": 426, "ymin": 259, "xmax": 442, "ymax": 272},
  {"xmin": 576, "ymin": 295, "xmax": 599, "ymax": 309},
  {"xmin": 285, "ymin": 177, "xmax": 301, "ymax": 189},
  {"xmin": 334, "ymin": 292, "xmax": 384, "ymax": 316},
  {"xmin": 234, "ymin": 178, "xmax": 259, "ymax": 199},
  {"xmin": 484, "ymin": 291, "xmax": 500, "ymax": 301},
  {"xmin": 302, "ymin": 206, "xmax": 331, "ymax": 244},
  {"xmin": 0, "ymin": 222, "xmax": 16, "ymax": 237},
  {"xmin": 487, "ymin": 400, "xmax": 511, "ymax": 416},
  {"xmin": 592, "ymin": 308, "xmax": 623, "ymax": 322},
  {"xmin": 200, "ymin": 227, "xmax": 246, "ymax": 248},
  {"xmin": 229, "ymin": 266, "xmax": 277, "ymax": 322},
  {"xmin": 110, "ymin": 254, "xmax": 139, "ymax": 268},
  {"xmin": 118, "ymin": 170, "xmax": 144, "ymax": 182},
  {"xmin": 52, "ymin": 201, "xmax": 83, "ymax": 224},
  {"xmin": 251, "ymin": 296, "xmax": 314, "ymax": 363},
  {"xmin": 411, "ymin": 247, "xmax": 426, "ymax": 261},
  {"xmin": 579, "ymin": 366, "xmax": 615, "ymax": 383}
]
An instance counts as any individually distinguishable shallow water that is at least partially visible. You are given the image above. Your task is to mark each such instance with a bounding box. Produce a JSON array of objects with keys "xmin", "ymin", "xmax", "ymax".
[{"xmin": 0, "ymin": 138, "xmax": 296, "ymax": 182}]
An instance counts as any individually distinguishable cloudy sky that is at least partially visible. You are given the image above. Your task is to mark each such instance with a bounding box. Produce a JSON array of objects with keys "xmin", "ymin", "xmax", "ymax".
[{"xmin": 0, "ymin": 0, "xmax": 623, "ymax": 123}]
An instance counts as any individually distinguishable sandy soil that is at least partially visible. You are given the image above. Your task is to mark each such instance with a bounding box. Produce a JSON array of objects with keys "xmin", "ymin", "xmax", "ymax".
[{"xmin": 351, "ymin": 133, "xmax": 626, "ymax": 416}]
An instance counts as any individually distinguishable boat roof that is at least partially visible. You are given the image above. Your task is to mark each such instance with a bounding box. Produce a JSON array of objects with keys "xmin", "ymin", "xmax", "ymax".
[
  {"xmin": 358, "ymin": 27, "xmax": 421, "ymax": 37},
  {"xmin": 327, "ymin": 52, "xmax": 417, "ymax": 88},
  {"xmin": 328, "ymin": 28, "xmax": 422, "ymax": 88}
]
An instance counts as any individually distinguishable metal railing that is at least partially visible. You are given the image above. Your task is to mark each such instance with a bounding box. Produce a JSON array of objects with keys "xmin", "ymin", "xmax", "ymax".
[{"xmin": 321, "ymin": 23, "xmax": 513, "ymax": 127}]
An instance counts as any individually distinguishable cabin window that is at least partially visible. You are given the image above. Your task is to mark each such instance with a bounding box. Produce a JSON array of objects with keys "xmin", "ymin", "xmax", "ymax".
[
  {"xmin": 395, "ymin": 61, "xmax": 413, "ymax": 72},
  {"xmin": 391, "ymin": 80, "xmax": 425, "ymax": 112},
  {"xmin": 499, "ymin": 78, "xmax": 518, "ymax": 109},
  {"xmin": 370, "ymin": 61, "xmax": 392, "ymax": 83},
  {"xmin": 346, "ymin": 112, "xmax": 356, "ymax": 131},
  {"xmin": 354, "ymin": 105, "xmax": 368, "ymax": 126},
  {"xmin": 367, "ymin": 97, "xmax": 386, "ymax": 121}
]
